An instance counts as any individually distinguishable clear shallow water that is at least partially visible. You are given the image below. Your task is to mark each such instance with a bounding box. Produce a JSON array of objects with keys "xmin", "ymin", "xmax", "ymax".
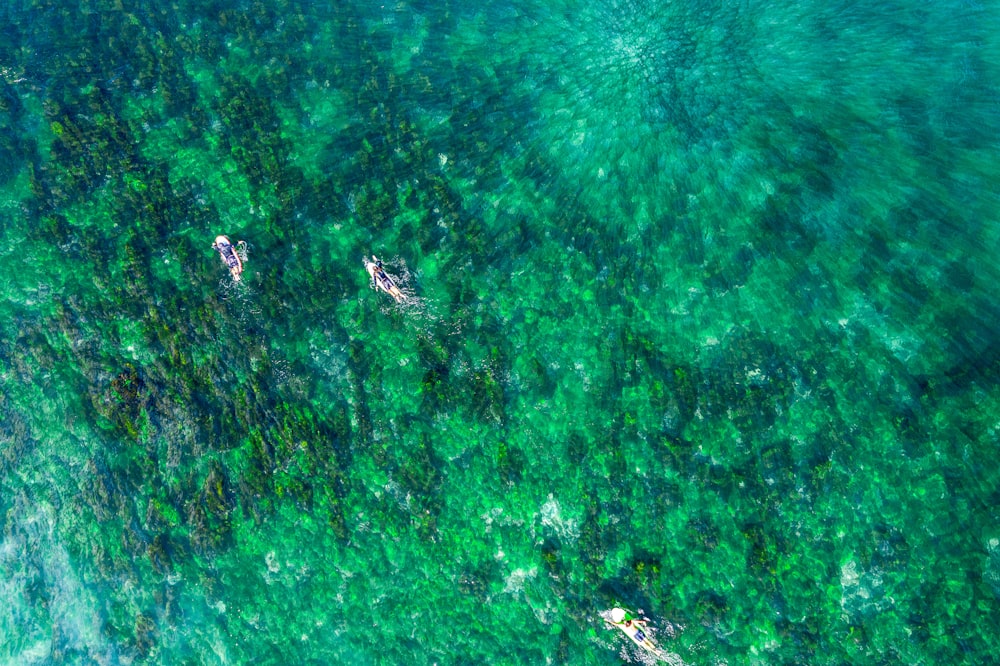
[{"xmin": 2, "ymin": 0, "xmax": 1000, "ymax": 663}]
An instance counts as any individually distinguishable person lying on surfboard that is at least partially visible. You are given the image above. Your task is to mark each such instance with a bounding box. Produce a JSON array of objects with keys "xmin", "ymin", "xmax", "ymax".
[
  {"xmin": 608, "ymin": 607, "xmax": 663, "ymax": 656},
  {"xmin": 364, "ymin": 255, "xmax": 406, "ymax": 303},
  {"xmin": 212, "ymin": 235, "xmax": 243, "ymax": 281}
]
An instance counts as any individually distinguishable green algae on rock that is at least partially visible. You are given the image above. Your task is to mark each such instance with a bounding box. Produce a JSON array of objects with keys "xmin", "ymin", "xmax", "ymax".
[{"xmin": 2, "ymin": 0, "xmax": 1000, "ymax": 664}]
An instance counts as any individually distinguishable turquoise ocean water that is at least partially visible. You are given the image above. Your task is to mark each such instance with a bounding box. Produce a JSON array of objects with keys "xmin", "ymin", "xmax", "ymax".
[{"xmin": 2, "ymin": 0, "xmax": 1000, "ymax": 663}]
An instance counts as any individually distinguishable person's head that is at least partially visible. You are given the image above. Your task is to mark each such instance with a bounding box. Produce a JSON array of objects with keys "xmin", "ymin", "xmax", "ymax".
[{"xmin": 611, "ymin": 608, "xmax": 626, "ymax": 623}]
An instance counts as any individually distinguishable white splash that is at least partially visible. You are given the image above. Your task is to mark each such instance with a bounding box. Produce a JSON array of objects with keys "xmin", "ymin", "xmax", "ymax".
[
  {"xmin": 503, "ymin": 567, "xmax": 537, "ymax": 595},
  {"xmin": 539, "ymin": 495, "xmax": 580, "ymax": 541}
]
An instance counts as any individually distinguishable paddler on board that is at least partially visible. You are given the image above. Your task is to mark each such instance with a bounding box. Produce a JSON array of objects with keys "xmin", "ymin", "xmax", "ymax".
[
  {"xmin": 607, "ymin": 607, "xmax": 664, "ymax": 657},
  {"xmin": 212, "ymin": 235, "xmax": 243, "ymax": 282},
  {"xmin": 365, "ymin": 255, "xmax": 406, "ymax": 303}
]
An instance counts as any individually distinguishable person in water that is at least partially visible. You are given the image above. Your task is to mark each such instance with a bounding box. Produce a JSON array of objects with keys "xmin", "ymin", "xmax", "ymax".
[
  {"xmin": 212, "ymin": 235, "xmax": 243, "ymax": 281},
  {"xmin": 366, "ymin": 255, "xmax": 406, "ymax": 303}
]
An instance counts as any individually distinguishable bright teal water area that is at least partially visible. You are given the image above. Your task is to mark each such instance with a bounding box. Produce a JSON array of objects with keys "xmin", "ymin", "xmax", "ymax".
[{"xmin": 2, "ymin": 0, "xmax": 1000, "ymax": 664}]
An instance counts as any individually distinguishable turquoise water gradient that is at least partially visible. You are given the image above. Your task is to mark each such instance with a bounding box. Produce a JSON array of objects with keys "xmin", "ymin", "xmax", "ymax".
[{"xmin": 2, "ymin": 0, "xmax": 1000, "ymax": 663}]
